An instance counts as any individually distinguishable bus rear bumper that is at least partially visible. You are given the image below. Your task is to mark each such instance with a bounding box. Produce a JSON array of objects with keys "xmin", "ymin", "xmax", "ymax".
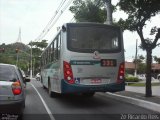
[{"xmin": 61, "ymin": 80, "xmax": 125, "ymax": 93}]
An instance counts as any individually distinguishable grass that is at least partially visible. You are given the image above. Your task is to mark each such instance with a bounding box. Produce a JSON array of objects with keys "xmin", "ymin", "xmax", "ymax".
[{"xmin": 127, "ymin": 82, "xmax": 160, "ymax": 87}]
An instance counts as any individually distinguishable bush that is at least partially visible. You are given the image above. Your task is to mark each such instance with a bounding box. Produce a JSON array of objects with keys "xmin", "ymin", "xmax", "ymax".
[{"xmin": 125, "ymin": 76, "xmax": 139, "ymax": 82}]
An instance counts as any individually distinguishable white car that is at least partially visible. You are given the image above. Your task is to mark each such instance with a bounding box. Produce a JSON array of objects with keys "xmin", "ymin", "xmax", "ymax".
[
  {"xmin": 36, "ymin": 73, "xmax": 41, "ymax": 81},
  {"xmin": 20, "ymin": 69, "xmax": 26, "ymax": 78},
  {"xmin": 137, "ymin": 74, "xmax": 146, "ymax": 80},
  {"xmin": 0, "ymin": 63, "xmax": 30, "ymax": 116},
  {"xmin": 157, "ymin": 74, "xmax": 160, "ymax": 80}
]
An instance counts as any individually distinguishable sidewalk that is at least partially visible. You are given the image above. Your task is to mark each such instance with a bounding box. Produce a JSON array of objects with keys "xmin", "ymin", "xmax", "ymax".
[
  {"xmin": 125, "ymin": 86, "xmax": 160, "ymax": 97},
  {"xmin": 106, "ymin": 83, "xmax": 160, "ymax": 113}
]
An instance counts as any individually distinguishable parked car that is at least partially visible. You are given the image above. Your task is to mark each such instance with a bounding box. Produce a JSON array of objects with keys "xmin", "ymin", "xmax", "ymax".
[
  {"xmin": 137, "ymin": 74, "xmax": 146, "ymax": 80},
  {"xmin": 35, "ymin": 73, "xmax": 41, "ymax": 81},
  {"xmin": 0, "ymin": 63, "xmax": 30, "ymax": 116},
  {"xmin": 20, "ymin": 69, "xmax": 26, "ymax": 78}
]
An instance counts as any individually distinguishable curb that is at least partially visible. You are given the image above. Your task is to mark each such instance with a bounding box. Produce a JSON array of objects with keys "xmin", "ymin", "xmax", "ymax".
[{"xmin": 106, "ymin": 92, "xmax": 160, "ymax": 113}]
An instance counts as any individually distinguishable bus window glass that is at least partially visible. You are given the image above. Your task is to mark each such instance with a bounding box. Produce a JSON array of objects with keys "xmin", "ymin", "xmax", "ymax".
[
  {"xmin": 51, "ymin": 42, "xmax": 54, "ymax": 61},
  {"xmin": 68, "ymin": 26, "xmax": 121, "ymax": 53},
  {"xmin": 57, "ymin": 34, "xmax": 61, "ymax": 59},
  {"xmin": 54, "ymin": 38, "xmax": 58, "ymax": 60}
]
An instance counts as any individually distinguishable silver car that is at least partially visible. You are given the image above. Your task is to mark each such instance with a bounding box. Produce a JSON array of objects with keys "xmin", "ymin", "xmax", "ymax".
[{"xmin": 0, "ymin": 63, "xmax": 30, "ymax": 116}]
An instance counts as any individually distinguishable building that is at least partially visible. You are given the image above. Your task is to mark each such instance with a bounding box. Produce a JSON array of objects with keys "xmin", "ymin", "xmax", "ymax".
[{"xmin": 125, "ymin": 62, "xmax": 160, "ymax": 78}]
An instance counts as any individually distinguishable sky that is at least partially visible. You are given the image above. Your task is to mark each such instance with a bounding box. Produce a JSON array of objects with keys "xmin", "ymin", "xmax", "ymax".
[{"xmin": 0, "ymin": 0, "xmax": 160, "ymax": 62}]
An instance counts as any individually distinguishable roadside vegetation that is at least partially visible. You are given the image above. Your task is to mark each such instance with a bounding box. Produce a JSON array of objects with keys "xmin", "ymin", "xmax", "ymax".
[
  {"xmin": 125, "ymin": 74, "xmax": 160, "ymax": 86},
  {"xmin": 128, "ymin": 82, "xmax": 160, "ymax": 87},
  {"xmin": 0, "ymin": 40, "xmax": 48, "ymax": 75}
]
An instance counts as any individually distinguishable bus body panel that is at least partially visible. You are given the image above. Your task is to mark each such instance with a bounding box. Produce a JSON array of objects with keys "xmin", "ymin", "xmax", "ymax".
[
  {"xmin": 66, "ymin": 53, "xmax": 122, "ymax": 81},
  {"xmin": 41, "ymin": 23, "xmax": 125, "ymax": 95},
  {"xmin": 61, "ymin": 79, "xmax": 125, "ymax": 93},
  {"xmin": 61, "ymin": 50, "xmax": 124, "ymax": 93}
]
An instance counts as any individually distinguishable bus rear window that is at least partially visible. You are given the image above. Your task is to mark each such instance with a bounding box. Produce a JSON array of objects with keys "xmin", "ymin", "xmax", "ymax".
[{"xmin": 68, "ymin": 25, "xmax": 121, "ymax": 53}]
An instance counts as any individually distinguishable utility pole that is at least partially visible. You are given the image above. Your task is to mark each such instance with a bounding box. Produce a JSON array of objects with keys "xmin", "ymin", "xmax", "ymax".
[
  {"xmin": 134, "ymin": 39, "xmax": 138, "ymax": 77},
  {"xmin": 16, "ymin": 51, "xmax": 19, "ymax": 66},
  {"xmin": 105, "ymin": 0, "xmax": 112, "ymax": 25},
  {"xmin": 30, "ymin": 41, "xmax": 33, "ymax": 78},
  {"xmin": 16, "ymin": 28, "xmax": 21, "ymax": 67}
]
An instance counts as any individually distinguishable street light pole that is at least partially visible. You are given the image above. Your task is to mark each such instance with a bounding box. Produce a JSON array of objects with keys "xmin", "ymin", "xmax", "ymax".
[
  {"xmin": 16, "ymin": 52, "xmax": 19, "ymax": 66},
  {"xmin": 30, "ymin": 41, "xmax": 33, "ymax": 78},
  {"xmin": 105, "ymin": 0, "xmax": 112, "ymax": 25}
]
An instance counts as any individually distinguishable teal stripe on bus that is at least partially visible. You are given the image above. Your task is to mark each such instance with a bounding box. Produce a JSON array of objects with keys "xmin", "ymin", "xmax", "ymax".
[{"xmin": 70, "ymin": 60, "xmax": 100, "ymax": 65}]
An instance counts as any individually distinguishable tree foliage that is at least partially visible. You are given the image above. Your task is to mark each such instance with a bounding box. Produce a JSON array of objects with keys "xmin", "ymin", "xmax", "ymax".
[
  {"xmin": 133, "ymin": 55, "xmax": 146, "ymax": 74},
  {"xmin": 117, "ymin": 0, "xmax": 160, "ymax": 97},
  {"xmin": 69, "ymin": 0, "xmax": 107, "ymax": 23},
  {"xmin": 0, "ymin": 40, "xmax": 48, "ymax": 75},
  {"xmin": 28, "ymin": 40, "xmax": 48, "ymax": 74},
  {"xmin": 153, "ymin": 56, "xmax": 160, "ymax": 64},
  {"xmin": 0, "ymin": 43, "xmax": 30, "ymax": 71},
  {"xmin": 117, "ymin": 0, "xmax": 160, "ymax": 50},
  {"xmin": 28, "ymin": 40, "xmax": 48, "ymax": 50}
]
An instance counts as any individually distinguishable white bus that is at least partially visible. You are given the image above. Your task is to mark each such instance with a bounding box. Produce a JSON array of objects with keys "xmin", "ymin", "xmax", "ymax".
[{"xmin": 40, "ymin": 23, "xmax": 125, "ymax": 97}]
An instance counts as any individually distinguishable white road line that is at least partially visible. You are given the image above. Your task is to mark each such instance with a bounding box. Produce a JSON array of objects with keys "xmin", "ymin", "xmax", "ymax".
[{"xmin": 31, "ymin": 83, "xmax": 56, "ymax": 120}]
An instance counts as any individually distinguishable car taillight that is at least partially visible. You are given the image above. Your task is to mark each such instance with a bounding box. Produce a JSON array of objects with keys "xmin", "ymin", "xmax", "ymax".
[
  {"xmin": 12, "ymin": 80, "xmax": 22, "ymax": 95},
  {"xmin": 117, "ymin": 62, "xmax": 125, "ymax": 84},
  {"xmin": 63, "ymin": 61, "xmax": 74, "ymax": 84}
]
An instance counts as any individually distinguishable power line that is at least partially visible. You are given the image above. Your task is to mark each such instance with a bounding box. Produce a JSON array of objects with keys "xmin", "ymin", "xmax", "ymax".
[
  {"xmin": 48, "ymin": 0, "xmax": 74, "ymax": 30},
  {"xmin": 34, "ymin": 0, "xmax": 67, "ymax": 42},
  {"xmin": 34, "ymin": 0, "xmax": 74, "ymax": 42}
]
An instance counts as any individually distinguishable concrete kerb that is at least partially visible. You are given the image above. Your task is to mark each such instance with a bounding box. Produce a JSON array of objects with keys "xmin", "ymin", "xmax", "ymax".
[{"xmin": 106, "ymin": 92, "xmax": 160, "ymax": 113}]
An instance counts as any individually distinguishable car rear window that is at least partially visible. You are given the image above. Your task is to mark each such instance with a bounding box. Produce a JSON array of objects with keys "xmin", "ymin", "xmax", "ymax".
[{"xmin": 0, "ymin": 65, "xmax": 18, "ymax": 82}]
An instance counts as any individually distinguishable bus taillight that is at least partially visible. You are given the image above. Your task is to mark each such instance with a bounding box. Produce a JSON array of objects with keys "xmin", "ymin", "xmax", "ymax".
[
  {"xmin": 117, "ymin": 62, "xmax": 125, "ymax": 84},
  {"xmin": 63, "ymin": 61, "xmax": 75, "ymax": 84}
]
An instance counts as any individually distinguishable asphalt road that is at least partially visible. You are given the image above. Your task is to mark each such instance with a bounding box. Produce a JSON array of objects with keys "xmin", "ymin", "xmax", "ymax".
[{"xmin": 22, "ymin": 79, "xmax": 159, "ymax": 120}]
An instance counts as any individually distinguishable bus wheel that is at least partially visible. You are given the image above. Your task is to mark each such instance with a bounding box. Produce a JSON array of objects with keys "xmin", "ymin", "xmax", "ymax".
[
  {"xmin": 43, "ymin": 85, "xmax": 46, "ymax": 89},
  {"xmin": 82, "ymin": 92, "xmax": 95, "ymax": 97},
  {"xmin": 41, "ymin": 77, "xmax": 43, "ymax": 83}
]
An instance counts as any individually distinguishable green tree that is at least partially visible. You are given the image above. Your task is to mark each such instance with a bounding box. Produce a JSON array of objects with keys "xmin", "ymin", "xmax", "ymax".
[
  {"xmin": 133, "ymin": 55, "xmax": 146, "ymax": 74},
  {"xmin": 117, "ymin": 0, "xmax": 160, "ymax": 97},
  {"xmin": 28, "ymin": 40, "xmax": 48, "ymax": 74},
  {"xmin": 69, "ymin": 0, "xmax": 107, "ymax": 23},
  {"xmin": 29, "ymin": 40, "xmax": 48, "ymax": 50},
  {"xmin": 0, "ymin": 43, "xmax": 30, "ymax": 72},
  {"xmin": 153, "ymin": 56, "xmax": 160, "ymax": 64}
]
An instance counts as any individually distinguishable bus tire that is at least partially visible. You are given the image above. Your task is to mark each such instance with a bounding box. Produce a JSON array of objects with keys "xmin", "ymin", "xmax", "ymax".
[
  {"xmin": 41, "ymin": 77, "xmax": 43, "ymax": 83},
  {"xmin": 43, "ymin": 85, "xmax": 46, "ymax": 89},
  {"xmin": 18, "ymin": 114, "xmax": 23, "ymax": 120},
  {"xmin": 41, "ymin": 78, "xmax": 46, "ymax": 89},
  {"xmin": 82, "ymin": 92, "xmax": 95, "ymax": 97}
]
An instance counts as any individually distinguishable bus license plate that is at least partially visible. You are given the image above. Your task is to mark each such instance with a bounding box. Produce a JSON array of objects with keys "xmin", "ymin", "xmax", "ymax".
[
  {"xmin": 101, "ymin": 59, "xmax": 117, "ymax": 67},
  {"xmin": 91, "ymin": 79, "xmax": 102, "ymax": 84}
]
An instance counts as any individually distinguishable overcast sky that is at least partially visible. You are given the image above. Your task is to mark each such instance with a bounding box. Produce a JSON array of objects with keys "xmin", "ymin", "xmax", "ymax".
[{"xmin": 0, "ymin": 0, "xmax": 160, "ymax": 62}]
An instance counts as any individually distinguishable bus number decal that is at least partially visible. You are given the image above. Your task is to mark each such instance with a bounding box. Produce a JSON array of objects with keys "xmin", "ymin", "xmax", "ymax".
[{"xmin": 101, "ymin": 59, "xmax": 116, "ymax": 67}]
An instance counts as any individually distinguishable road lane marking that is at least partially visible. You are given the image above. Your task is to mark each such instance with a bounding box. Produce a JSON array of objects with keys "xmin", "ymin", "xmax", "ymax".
[{"xmin": 31, "ymin": 83, "xmax": 56, "ymax": 120}]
